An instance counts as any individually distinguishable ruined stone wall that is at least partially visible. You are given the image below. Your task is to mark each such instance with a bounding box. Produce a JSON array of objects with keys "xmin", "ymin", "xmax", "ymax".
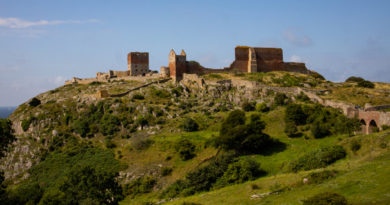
[
  {"xmin": 110, "ymin": 70, "xmax": 130, "ymax": 77},
  {"xmin": 182, "ymin": 73, "xmax": 205, "ymax": 88},
  {"xmin": 230, "ymin": 46, "xmax": 250, "ymax": 72},
  {"xmin": 283, "ymin": 62, "xmax": 309, "ymax": 74},
  {"xmin": 160, "ymin": 66, "xmax": 170, "ymax": 77},
  {"xmin": 128, "ymin": 52, "xmax": 149, "ymax": 76}
]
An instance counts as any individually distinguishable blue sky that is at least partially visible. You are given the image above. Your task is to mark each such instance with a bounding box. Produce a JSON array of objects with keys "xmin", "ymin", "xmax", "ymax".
[{"xmin": 0, "ymin": 0, "xmax": 389, "ymax": 106}]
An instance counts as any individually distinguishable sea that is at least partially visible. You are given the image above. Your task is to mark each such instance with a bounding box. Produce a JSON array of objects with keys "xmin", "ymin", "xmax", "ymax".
[{"xmin": 0, "ymin": 106, "xmax": 17, "ymax": 118}]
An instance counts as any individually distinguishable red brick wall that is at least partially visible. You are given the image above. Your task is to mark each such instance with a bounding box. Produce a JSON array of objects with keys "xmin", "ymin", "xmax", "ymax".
[{"xmin": 128, "ymin": 52, "xmax": 149, "ymax": 65}]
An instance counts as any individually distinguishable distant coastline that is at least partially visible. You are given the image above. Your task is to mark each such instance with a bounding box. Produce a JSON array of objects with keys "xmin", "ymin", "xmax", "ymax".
[{"xmin": 0, "ymin": 106, "xmax": 16, "ymax": 118}]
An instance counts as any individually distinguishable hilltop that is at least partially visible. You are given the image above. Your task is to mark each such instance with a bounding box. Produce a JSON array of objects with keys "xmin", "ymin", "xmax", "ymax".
[{"xmin": 1, "ymin": 71, "xmax": 390, "ymax": 204}]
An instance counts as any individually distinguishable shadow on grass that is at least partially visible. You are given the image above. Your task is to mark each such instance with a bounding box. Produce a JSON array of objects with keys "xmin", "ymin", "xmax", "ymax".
[{"xmin": 259, "ymin": 139, "xmax": 287, "ymax": 156}]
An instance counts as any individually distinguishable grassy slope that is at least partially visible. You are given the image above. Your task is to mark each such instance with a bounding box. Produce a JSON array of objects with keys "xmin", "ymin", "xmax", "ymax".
[
  {"xmin": 164, "ymin": 132, "xmax": 390, "ymax": 205},
  {"xmin": 121, "ymin": 105, "xmax": 390, "ymax": 204}
]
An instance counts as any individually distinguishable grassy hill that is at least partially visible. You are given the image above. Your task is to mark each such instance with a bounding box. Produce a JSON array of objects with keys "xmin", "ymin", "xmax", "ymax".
[{"xmin": 1, "ymin": 71, "xmax": 390, "ymax": 204}]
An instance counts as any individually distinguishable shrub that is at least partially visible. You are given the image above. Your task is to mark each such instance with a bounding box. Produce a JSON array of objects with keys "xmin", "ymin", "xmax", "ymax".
[
  {"xmin": 311, "ymin": 120, "xmax": 331, "ymax": 138},
  {"xmin": 162, "ymin": 154, "xmax": 234, "ymax": 198},
  {"xmin": 357, "ymin": 80, "xmax": 375, "ymax": 88},
  {"xmin": 296, "ymin": 92, "xmax": 311, "ymax": 102},
  {"xmin": 181, "ymin": 117, "xmax": 199, "ymax": 132},
  {"xmin": 100, "ymin": 114, "xmax": 120, "ymax": 136},
  {"xmin": 302, "ymin": 192, "xmax": 348, "ymax": 205},
  {"xmin": 72, "ymin": 119, "xmax": 90, "ymax": 138},
  {"xmin": 132, "ymin": 138, "xmax": 154, "ymax": 151},
  {"xmin": 122, "ymin": 176, "xmax": 156, "ymax": 197},
  {"xmin": 161, "ymin": 167, "xmax": 173, "ymax": 176},
  {"xmin": 136, "ymin": 115, "xmax": 149, "ymax": 130},
  {"xmin": 10, "ymin": 145, "xmax": 123, "ymax": 204},
  {"xmin": 105, "ymin": 139, "xmax": 116, "ymax": 149},
  {"xmin": 256, "ymin": 103, "xmax": 269, "ymax": 112},
  {"xmin": 28, "ymin": 97, "xmax": 41, "ymax": 107},
  {"xmin": 21, "ymin": 117, "xmax": 34, "ymax": 132},
  {"xmin": 150, "ymin": 87, "xmax": 171, "ymax": 98},
  {"xmin": 289, "ymin": 146, "xmax": 346, "ymax": 172},
  {"xmin": 284, "ymin": 121, "xmax": 299, "ymax": 138},
  {"xmin": 350, "ymin": 139, "xmax": 361, "ymax": 152},
  {"xmin": 175, "ymin": 139, "xmax": 196, "ymax": 160},
  {"xmin": 345, "ymin": 76, "xmax": 364, "ymax": 83},
  {"xmin": 274, "ymin": 93, "xmax": 288, "ymax": 106},
  {"xmin": 305, "ymin": 170, "xmax": 338, "ymax": 184},
  {"xmin": 382, "ymin": 125, "xmax": 390, "ymax": 130},
  {"xmin": 241, "ymin": 101, "xmax": 256, "ymax": 112},
  {"xmin": 132, "ymin": 93, "xmax": 145, "ymax": 100},
  {"xmin": 215, "ymin": 111, "xmax": 277, "ymax": 154},
  {"xmin": 285, "ymin": 103, "xmax": 307, "ymax": 125},
  {"xmin": 184, "ymin": 154, "xmax": 234, "ymax": 193},
  {"xmin": 215, "ymin": 159, "xmax": 264, "ymax": 187}
]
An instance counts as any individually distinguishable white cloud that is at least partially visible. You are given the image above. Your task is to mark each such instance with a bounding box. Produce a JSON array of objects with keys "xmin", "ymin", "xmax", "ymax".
[
  {"xmin": 283, "ymin": 28, "xmax": 312, "ymax": 46},
  {"xmin": 0, "ymin": 17, "xmax": 98, "ymax": 29},
  {"xmin": 49, "ymin": 76, "xmax": 66, "ymax": 86},
  {"xmin": 289, "ymin": 55, "xmax": 302, "ymax": 62}
]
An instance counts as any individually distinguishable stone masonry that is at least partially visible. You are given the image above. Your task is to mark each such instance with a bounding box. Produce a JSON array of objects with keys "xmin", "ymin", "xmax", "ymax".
[{"xmin": 128, "ymin": 52, "xmax": 149, "ymax": 76}]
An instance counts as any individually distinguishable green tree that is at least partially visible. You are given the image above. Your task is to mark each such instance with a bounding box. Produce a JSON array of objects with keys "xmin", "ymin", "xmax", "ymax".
[
  {"xmin": 215, "ymin": 110, "xmax": 273, "ymax": 154},
  {"xmin": 58, "ymin": 166, "xmax": 123, "ymax": 205},
  {"xmin": 285, "ymin": 103, "xmax": 307, "ymax": 125}
]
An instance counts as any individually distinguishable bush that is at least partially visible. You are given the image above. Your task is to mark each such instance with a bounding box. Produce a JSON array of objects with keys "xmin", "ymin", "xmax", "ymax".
[
  {"xmin": 382, "ymin": 125, "xmax": 390, "ymax": 130},
  {"xmin": 256, "ymin": 103, "xmax": 269, "ymax": 112},
  {"xmin": 122, "ymin": 176, "xmax": 156, "ymax": 197},
  {"xmin": 357, "ymin": 80, "xmax": 375, "ymax": 88},
  {"xmin": 350, "ymin": 139, "xmax": 361, "ymax": 152},
  {"xmin": 175, "ymin": 139, "xmax": 196, "ymax": 160},
  {"xmin": 302, "ymin": 192, "xmax": 348, "ymax": 205},
  {"xmin": 241, "ymin": 101, "xmax": 256, "ymax": 112},
  {"xmin": 132, "ymin": 93, "xmax": 145, "ymax": 100},
  {"xmin": 345, "ymin": 76, "xmax": 364, "ymax": 83},
  {"xmin": 305, "ymin": 170, "xmax": 338, "ymax": 184},
  {"xmin": 296, "ymin": 92, "xmax": 311, "ymax": 102},
  {"xmin": 215, "ymin": 111, "xmax": 275, "ymax": 154},
  {"xmin": 181, "ymin": 117, "xmax": 199, "ymax": 132},
  {"xmin": 21, "ymin": 117, "xmax": 35, "ymax": 132},
  {"xmin": 285, "ymin": 103, "xmax": 307, "ymax": 125},
  {"xmin": 274, "ymin": 93, "xmax": 288, "ymax": 106},
  {"xmin": 100, "ymin": 114, "xmax": 120, "ymax": 136},
  {"xmin": 28, "ymin": 97, "xmax": 41, "ymax": 107},
  {"xmin": 161, "ymin": 167, "xmax": 173, "ymax": 176},
  {"xmin": 150, "ymin": 87, "xmax": 171, "ymax": 98},
  {"xmin": 132, "ymin": 138, "xmax": 154, "ymax": 151},
  {"xmin": 10, "ymin": 144, "xmax": 123, "ymax": 204},
  {"xmin": 311, "ymin": 120, "xmax": 331, "ymax": 138},
  {"xmin": 72, "ymin": 119, "xmax": 90, "ymax": 138},
  {"xmin": 215, "ymin": 159, "xmax": 264, "ymax": 187},
  {"xmin": 136, "ymin": 115, "xmax": 149, "ymax": 130},
  {"xmin": 162, "ymin": 154, "xmax": 234, "ymax": 198},
  {"xmin": 284, "ymin": 121, "xmax": 299, "ymax": 138},
  {"xmin": 289, "ymin": 145, "xmax": 346, "ymax": 172},
  {"xmin": 105, "ymin": 139, "xmax": 116, "ymax": 149}
]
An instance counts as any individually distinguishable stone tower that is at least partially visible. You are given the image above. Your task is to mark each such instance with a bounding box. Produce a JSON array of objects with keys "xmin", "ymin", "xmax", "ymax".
[
  {"xmin": 168, "ymin": 49, "xmax": 187, "ymax": 81},
  {"xmin": 128, "ymin": 52, "xmax": 149, "ymax": 76}
]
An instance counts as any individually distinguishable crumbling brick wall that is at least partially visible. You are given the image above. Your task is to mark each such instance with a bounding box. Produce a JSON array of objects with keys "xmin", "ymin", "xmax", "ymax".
[{"xmin": 128, "ymin": 52, "xmax": 149, "ymax": 76}]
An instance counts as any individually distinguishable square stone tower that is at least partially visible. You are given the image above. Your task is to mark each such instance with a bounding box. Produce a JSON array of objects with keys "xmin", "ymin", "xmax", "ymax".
[
  {"xmin": 168, "ymin": 49, "xmax": 187, "ymax": 81},
  {"xmin": 128, "ymin": 52, "xmax": 149, "ymax": 76}
]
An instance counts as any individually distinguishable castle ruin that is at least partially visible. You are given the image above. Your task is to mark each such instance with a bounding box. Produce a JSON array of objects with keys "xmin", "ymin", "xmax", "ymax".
[
  {"xmin": 128, "ymin": 52, "xmax": 149, "ymax": 76},
  {"xmin": 66, "ymin": 45, "xmax": 309, "ymax": 84}
]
